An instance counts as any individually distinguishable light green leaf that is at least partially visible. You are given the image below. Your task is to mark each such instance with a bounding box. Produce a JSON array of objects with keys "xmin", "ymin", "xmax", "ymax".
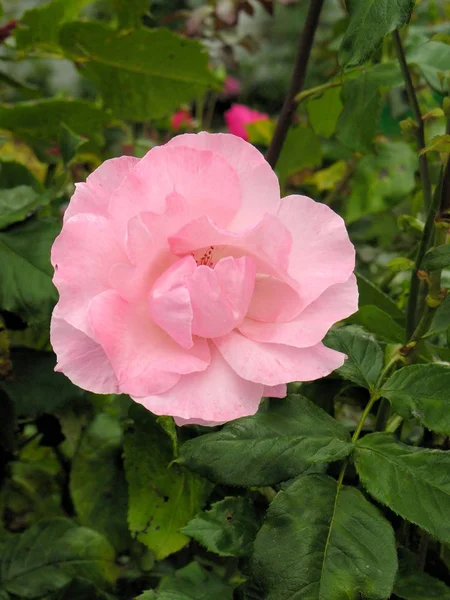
[
  {"xmin": 355, "ymin": 433, "xmax": 450, "ymax": 543},
  {"xmin": 346, "ymin": 141, "xmax": 417, "ymax": 222},
  {"xmin": 423, "ymin": 245, "xmax": 450, "ymax": 271},
  {"xmin": 419, "ymin": 134, "xmax": 450, "ymax": 156},
  {"xmin": 381, "ymin": 364, "xmax": 450, "ymax": 435},
  {"xmin": 426, "ymin": 295, "xmax": 450, "ymax": 338},
  {"xmin": 60, "ymin": 22, "xmax": 215, "ymax": 121},
  {"xmin": 386, "ymin": 257, "xmax": 415, "ymax": 272},
  {"xmin": 0, "ymin": 517, "xmax": 118, "ymax": 598},
  {"xmin": 179, "ymin": 395, "xmax": 352, "ymax": 486},
  {"xmin": 0, "ymin": 186, "xmax": 49, "ymax": 229},
  {"xmin": 0, "ymin": 218, "xmax": 59, "ymax": 323},
  {"xmin": 138, "ymin": 562, "xmax": 234, "ymax": 600},
  {"xmin": 394, "ymin": 548, "xmax": 450, "ymax": 599},
  {"xmin": 339, "ymin": 0, "xmax": 415, "ymax": 67},
  {"xmin": 276, "ymin": 125, "xmax": 322, "ymax": 186},
  {"xmin": 124, "ymin": 404, "xmax": 211, "ymax": 560},
  {"xmin": 325, "ymin": 325, "xmax": 384, "ymax": 390},
  {"xmin": 356, "ymin": 273, "xmax": 405, "ymax": 321},
  {"xmin": 306, "ymin": 86, "xmax": 343, "ymax": 138},
  {"xmin": 181, "ymin": 497, "xmax": 259, "ymax": 557},
  {"xmin": 348, "ymin": 305, "xmax": 405, "ymax": 343},
  {"xmin": 408, "ymin": 41, "xmax": 450, "ymax": 94},
  {"xmin": 253, "ymin": 474, "xmax": 397, "ymax": 599},
  {"xmin": 15, "ymin": 0, "xmax": 95, "ymax": 53},
  {"xmin": 0, "ymin": 348, "xmax": 82, "ymax": 417},
  {"xmin": 70, "ymin": 414, "xmax": 129, "ymax": 552},
  {"xmin": 0, "ymin": 100, "xmax": 110, "ymax": 149}
]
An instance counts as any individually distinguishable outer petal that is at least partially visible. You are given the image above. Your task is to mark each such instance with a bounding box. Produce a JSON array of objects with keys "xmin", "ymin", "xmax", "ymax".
[
  {"xmin": 167, "ymin": 132, "xmax": 280, "ymax": 230},
  {"xmin": 278, "ymin": 195, "xmax": 355, "ymax": 310},
  {"xmin": 64, "ymin": 156, "xmax": 139, "ymax": 222},
  {"xmin": 239, "ymin": 275, "xmax": 358, "ymax": 347},
  {"xmin": 263, "ymin": 384, "xmax": 287, "ymax": 398},
  {"xmin": 52, "ymin": 214, "xmax": 127, "ymax": 336},
  {"xmin": 133, "ymin": 344, "xmax": 263, "ymax": 426},
  {"xmin": 88, "ymin": 290, "xmax": 209, "ymax": 397},
  {"xmin": 214, "ymin": 331, "xmax": 345, "ymax": 386},
  {"xmin": 108, "ymin": 145, "xmax": 241, "ymax": 241},
  {"xmin": 51, "ymin": 315, "xmax": 119, "ymax": 394}
]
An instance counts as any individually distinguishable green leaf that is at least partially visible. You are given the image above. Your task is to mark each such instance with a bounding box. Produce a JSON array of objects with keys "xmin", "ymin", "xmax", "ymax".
[
  {"xmin": 394, "ymin": 548, "xmax": 450, "ymax": 599},
  {"xmin": 0, "ymin": 186, "xmax": 50, "ymax": 230},
  {"xmin": 124, "ymin": 404, "xmax": 211, "ymax": 560},
  {"xmin": 408, "ymin": 41, "xmax": 450, "ymax": 94},
  {"xmin": 356, "ymin": 273, "xmax": 405, "ymax": 321},
  {"xmin": 348, "ymin": 305, "xmax": 405, "ymax": 343},
  {"xmin": 253, "ymin": 474, "xmax": 397, "ymax": 599},
  {"xmin": 0, "ymin": 71, "xmax": 40, "ymax": 99},
  {"xmin": 306, "ymin": 86, "xmax": 343, "ymax": 138},
  {"xmin": 386, "ymin": 256, "xmax": 415, "ymax": 272},
  {"xmin": 346, "ymin": 141, "xmax": 417, "ymax": 223},
  {"xmin": 423, "ymin": 245, "xmax": 450, "ymax": 271},
  {"xmin": 355, "ymin": 433, "xmax": 450, "ymax": 543},
  {"xmin": 0, "ymin": 349, "xmax": 82, "ymax": 417},
  {"xmin": 381, "ymin": 364, "xmax": 450, "ymax": 435},
  {"xmin": 419, "ymin": 134, "xmax": 450, "ymax": 156},
  {"xmin": 179, "ymin": 395, "xmax": 352, "ymax": 486},
  {"xmin": 70, "ymin": 414, "xmax": 129, "ymax": 552},
  {"xmin": 339, "ymin": 0, "xmax": 415, "ymax": 67},
  {"xmin": 15, "ymin": 0, "xmax": 95, "ymax": 53},
  {"xmin": 0, "ymin": 218, "xmax": 59, "ymax": 323},
  {"xmin": 59, "ymin": 123, "xmax": 87, "ymax": 165},
  {"xmin": 138, "ymin": 562, "xmax": 234, "ymax": 600},
  {"xmin": 0, "ymin": 161, "xmax": 43, "ymax": 192},
  {"xmin": 325, "ymin": 325, "xmax": 384, "ymax": 390},
  {"xmin": 49, "ymin": 578, "xmax": 117, "ymax": 600},
  {"xmin": 427, "ymin": 294, "xmax": 450, "ymax": 337},
  {"xmin": 0, "ymin": 100, "xmax": 109, "ymax": 149},
  {"xmin": 113, "ymin": 0, "xmax": 150, "ymax": 29},
  {"xmin": 0, "ymin": 517, "xmax": 118, "ymax": 598},
  {"xmin": 276, "ymin": 125, "xmax": 322, "ymax": 186},
  {"xmin": 181, "ymin": 497, "xmax": 259, "ymax": 557},
  {"xmin": 60, "ymin": 22, "xmax": 215, "ymax": 121}
]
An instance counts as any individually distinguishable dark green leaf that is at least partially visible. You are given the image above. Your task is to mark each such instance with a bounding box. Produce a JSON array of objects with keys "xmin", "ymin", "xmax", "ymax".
[
  {"xmin": 348, "ymin": 305, "xmax": 405, "ymax": 343},
  {"xmin": 15, "ymin": 0, "xmax": 94, "ymax": 52},
  {"xmin": 0, "ymin": 72, "xmax": 40, "ymax": 99},
  {"xmin": 253, "ymin": 474, "xmax": 397, "ymax": 599},
  {"xmin": 0, "ymin": 186, "xmax": 50, "ymax": 229},
  {"xmin": 0, "ymin": 219, "xmax": 59, "ymax": 323},
  {"xmin": 427, "ymin": 295, "xmax": 450, "ymax": 338},
  {"xmin": 59, "ymin": 123, "xmax": 87, "ymax": 165},
  {"xmin": 179, "ymin": 395, "xmax": 352, "ymax": 486},
  {"xmin": 423, "ymin": 245, "xmax": 450, "ymax": 271},
  {"xmin": 325, "ymin": 325, "xmax": 384, "ymax": 390},
  {"xmin": 0, "ymin": 161, "xmax": 43, "ymax": 192},
  {"xmin": 276, "ymin": 125, "xmax": 322, "ymax": 186},
  {"xmin": 70, "ymin": 414, "xmax": 130, "ymax": 552},
  {"xmin": 181, "ymin": 497, "xmax": 259, "ymax": 557},
  {"xmin": 0, "ymin": 349, "xmax": 82, "ymax": 417},
  {"xmin": 356, "ymin": 273, "xmax": 405, "ymax": 321},
  {"xmin": 138, "ymin": 562, "xmax": 234, "ymax": 600},
  {"xmin": 355, "ymin": 433, "xmax": 450, "ymax": 543},
  {"xmin": 0, "ymin": 517, "xmax": 118, "ymax": 598},
  {"xmin": 394, "ymin": 548, "xmax": 450, "ymax": 599},
  {"xmin": 339, "ymin": 0, "xmax": 415, "ymax": 67},
  {"xmin": 0, "ymin": 100, "xmax": 109, "ymax": 149},
  {"xmin": 49, "ymin": 578, "xmax": 117, "ymax": 600},
  {"xmin": 60, "ymin": 22, "xmax": 215, "ymax": 121},
  {"xmin": 381, "ymin": 364, "xmax": 450, "ymax": 435},
  {"xmin": 124, "ymin": 404, "xmax": 211, "ymax": 560},
  {"xmin": 113, "ymin": 0, "xmax": 150, "ymax": 29},
  {"xmin": 306, "ymin": 86, "xmax": 343, "ymax": 138},
  {"xmin": 346, "ymin": 141, "xmax": 417, "ymax": 222}
]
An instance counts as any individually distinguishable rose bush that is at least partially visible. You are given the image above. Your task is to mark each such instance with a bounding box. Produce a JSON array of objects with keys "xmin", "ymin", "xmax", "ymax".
[{"xmin": 51, "ymin": 132, "xmax": 357, "ymax": 425}]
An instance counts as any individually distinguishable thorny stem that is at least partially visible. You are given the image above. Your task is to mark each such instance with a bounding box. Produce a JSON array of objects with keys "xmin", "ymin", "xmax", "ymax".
[
  {"xmin": 265, "ymin": 0, "xmax": 325, "ymax": 168},
  {"xmin": 393, "ymin": 29, "xmax": 433, "ymax": 337}
]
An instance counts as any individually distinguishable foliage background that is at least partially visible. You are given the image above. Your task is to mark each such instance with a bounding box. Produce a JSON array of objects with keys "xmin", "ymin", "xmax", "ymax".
[{"xmin": 0, "ymin": 0, "xmax": 450, "ymax": 598}]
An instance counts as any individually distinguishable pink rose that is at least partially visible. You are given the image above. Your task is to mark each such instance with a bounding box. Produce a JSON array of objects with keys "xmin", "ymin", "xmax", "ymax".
[
  {"xmin": 223, "ymin": 75, "xmax": 241, "ymax": 97},
  {"xmin": 225, "ymin": 104, "xmax": 270, "ymax": 141},
  {"xmin": 171, "ymin": 109, "xmax": 193, "ymax": 132},
  {"xmin": 51, "ymin": 132, "xmax": 357, "ymax": 426}
]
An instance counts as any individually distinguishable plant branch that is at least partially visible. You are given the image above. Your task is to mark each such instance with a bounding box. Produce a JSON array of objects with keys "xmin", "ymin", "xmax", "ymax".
[
  {"xmin": 392, "ymin": 29, "xmax": 432, "ymax": 211},
  {"xmin": 265, "ymin": 0, "xmax": 325, "ymax": 169}
]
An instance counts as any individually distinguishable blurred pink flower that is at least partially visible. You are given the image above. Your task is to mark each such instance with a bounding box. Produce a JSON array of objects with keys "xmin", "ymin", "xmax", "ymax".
[
  {"xmin": 171, "ymin": 109, "xmax": 193, "ymax": 131},
  {"xmin": 51, "ymin": 132, "xmax": 357, "ymax": 426},
  {"xmin": 225, "ymin": 104, "xmax": 270, "ymax": 141},
  {"xmin": 224, "ymin": 75, "xmax": 241, "ymax": 97}
]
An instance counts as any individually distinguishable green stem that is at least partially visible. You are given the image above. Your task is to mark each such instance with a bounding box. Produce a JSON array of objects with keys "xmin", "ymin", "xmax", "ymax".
[{"xmin": 295, "ymin": 80, "xmax": 342, "ymax": 104}]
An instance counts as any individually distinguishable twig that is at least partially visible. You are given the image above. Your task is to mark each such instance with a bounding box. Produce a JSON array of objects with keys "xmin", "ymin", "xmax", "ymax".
[{"xmin": 265, "ymin": 0, "xmax": 325, "ymax": 169}]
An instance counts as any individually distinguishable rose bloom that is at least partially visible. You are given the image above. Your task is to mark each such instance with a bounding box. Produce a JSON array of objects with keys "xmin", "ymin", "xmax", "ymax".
[
  {"xmin": 224, "ymin": 104, "xmax": 270, "ymax": 141},
  {"xmin": 51, "ymin": 132, "xmax": 357, "ymax": 426},
  {"xmin": 171, "ymin": 109, "xmax": 193, "ymax": 132}
]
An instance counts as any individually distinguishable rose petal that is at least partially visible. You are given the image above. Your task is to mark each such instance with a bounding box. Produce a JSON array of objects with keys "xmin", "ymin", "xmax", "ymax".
[
  {"xmin": 133, "ymin": 344, "xmax": 263, "ymax": 426},
  {"xmin": 214, "ymin": 331, "xmax": 345, "ymax": 386}
]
